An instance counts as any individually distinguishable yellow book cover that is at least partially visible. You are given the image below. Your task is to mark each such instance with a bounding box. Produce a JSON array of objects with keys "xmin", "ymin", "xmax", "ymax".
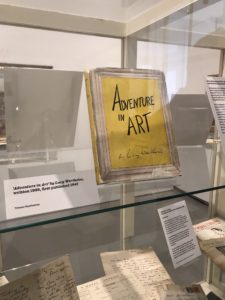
[{"xmin": 85, "ymin": 68, "xmax": 180, "ymax": 183}]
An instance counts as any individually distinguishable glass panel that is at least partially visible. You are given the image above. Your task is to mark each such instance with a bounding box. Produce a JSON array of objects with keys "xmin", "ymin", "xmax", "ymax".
[
  {"xmin": 137, "ymin": 42, "xmax": 220, "ymax": 202},
  {"xmin": 131, "ymin": 0, "xmax": 224, "ymax": 48},
  {"xmin": 132, "ymin": 0, "xmax": 225, "ymax": 294},
  {"xmin": 0, "ymin": 25, "xmax": 123, "ymax": 231},
  {"xmin": 2, "ymin": 194, "xmax": 208, "ymax": 286},
  {"xmin": 1, "ymin": 1, "xmax": 225, "ymax": 297},
  {"xmin": 0, "ymin": 186, "xmax": 218, "ymax": 233},
  {"xmin": 0, "ymin": 2, "xmax": 224, "ymax": 234}
]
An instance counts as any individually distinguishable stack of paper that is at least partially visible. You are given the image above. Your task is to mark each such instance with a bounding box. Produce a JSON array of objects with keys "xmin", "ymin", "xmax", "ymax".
[
  {"xmin": 194, "ymin": 218, "xmax": 225, "ymax": 271},
  {"xmin": 194, "ymin": 218, "xmax": 225, "ymax": 241}
]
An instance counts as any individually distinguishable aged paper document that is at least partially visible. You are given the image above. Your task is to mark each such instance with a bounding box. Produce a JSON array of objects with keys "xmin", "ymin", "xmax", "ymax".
[
  {"xmin": 0, "ymin": 276, "xmax": 8, "ymax": 287},
  {"xmin": 100, "ymin": 248, "xmax": 172, "ymax": 290},
  {"xmin": 194, "ymin": 218, "xmax": 225, "ymax": 241},
  {"xmin": 0, "ymin": 255, "xmax": 80, "ymax": 300},
  {"xmin": 78, "ymin": 271, "xmax": 157, "ymax": 300}
]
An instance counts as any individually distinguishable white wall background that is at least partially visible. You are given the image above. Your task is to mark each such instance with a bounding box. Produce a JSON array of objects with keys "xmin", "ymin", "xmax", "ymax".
[
  {"xmin": 137, "ymin": 41, "xmax": 220, "ymax": 98},
  {"xmin": 0, "ymin": 24, "xmax": 122, "ymax": 151},
  {"xmin": 0, "ymin": 25, "xmax": 121, "ymax": 70}
]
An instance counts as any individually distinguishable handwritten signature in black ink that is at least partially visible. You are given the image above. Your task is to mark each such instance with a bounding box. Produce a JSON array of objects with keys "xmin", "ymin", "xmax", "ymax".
[{"xmin": 118, "ymin": 147, "xmax": 164, "ymax": 160}]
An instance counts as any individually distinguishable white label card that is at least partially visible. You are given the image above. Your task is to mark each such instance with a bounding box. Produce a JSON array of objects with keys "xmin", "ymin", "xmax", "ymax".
[
  {"xmin": 206, "ymin": 76, "xmax": 225, "ymax": 149},
  {"xmin": 158, "ymin": 201, "xmax": 201, "ymax": 268},
  {"xmin": 4, "ymin": 170, "xmax": 99, "ymax": 219}
]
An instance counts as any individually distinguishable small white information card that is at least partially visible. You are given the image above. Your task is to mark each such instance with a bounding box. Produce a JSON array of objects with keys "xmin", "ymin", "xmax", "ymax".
[
  {"xmin": 206, "ymin": 76, "xmax": 225, "ymax": 149},
  {"xmin": 158, "ymin": 200, "xmax": 201, "ymax": 268},
  {"xmin": 4, "ymin": 170, "xmax": 99, "ymax": 219}
]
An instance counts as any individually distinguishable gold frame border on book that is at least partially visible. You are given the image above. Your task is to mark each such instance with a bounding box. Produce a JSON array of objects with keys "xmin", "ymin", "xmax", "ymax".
[{"xmin": 85, "ymin": 68, "xmax": 180, "ymax": 184}]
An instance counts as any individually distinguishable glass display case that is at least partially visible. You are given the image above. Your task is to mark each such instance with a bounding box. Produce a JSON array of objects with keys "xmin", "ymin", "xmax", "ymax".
[{"xmin": 0, "ymin": 0, "xmax": 225, "ymax": 298}]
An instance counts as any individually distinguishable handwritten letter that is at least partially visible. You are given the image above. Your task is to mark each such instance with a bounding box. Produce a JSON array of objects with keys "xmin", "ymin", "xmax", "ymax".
[
  {"xmin": 100, "ymin": 248, "xmax": 172, "ymax": 289},
  {"xmin": 78, "ymin": 271, "xmax": 153, "ymax": 300},
  {"xmin": 0, "ymin": 256, "xmax": 79, "ymax": 300}
]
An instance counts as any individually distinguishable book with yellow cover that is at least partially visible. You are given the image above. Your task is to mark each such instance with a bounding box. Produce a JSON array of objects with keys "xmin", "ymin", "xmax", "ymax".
[{"xmin": 85, "ymin": 68, "xmax": 180, "ymax": 183}]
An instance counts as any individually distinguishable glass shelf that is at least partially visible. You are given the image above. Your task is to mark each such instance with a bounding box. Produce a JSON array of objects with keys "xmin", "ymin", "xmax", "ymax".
[
  {"xmin": 1, "ymin": 192, "xmax": 208, "ymax": 285},
  {"xmin": 0, "ymin": 183, "xmax": 220, "ymax": 234}
]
